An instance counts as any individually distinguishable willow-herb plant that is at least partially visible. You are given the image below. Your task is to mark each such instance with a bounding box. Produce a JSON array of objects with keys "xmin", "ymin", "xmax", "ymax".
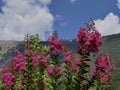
[{"xmin": 0, "ymin": 24, "xmax": 115, "ymax": 90}]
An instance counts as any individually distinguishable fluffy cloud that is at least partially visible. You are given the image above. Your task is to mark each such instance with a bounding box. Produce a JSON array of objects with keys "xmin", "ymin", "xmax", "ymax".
[
  {"xmin": 95, "ymin": 12, "xmax": 120, "ymax": 36},
  {"xmin": 0, "ymin": 0, "xmax": 54, "ymax": 41},
  {"xmin": 70, "ymin": 0, "xmax": 76, "ymax": 3},
  {"xmin": 116, "ymin": 0, "xmax": 120, "ymax": 9}
]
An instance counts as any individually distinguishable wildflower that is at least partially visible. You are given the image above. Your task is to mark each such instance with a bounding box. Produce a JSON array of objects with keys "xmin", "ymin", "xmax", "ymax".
[
  {"xmin": 13, "ymin": 53, "xmax": 26, "ymax": 72},
  {"xmin": 2, "ymin": 73, "xmax": 16, "ymax": 88},
  {"xmin": 41, "ymin": 55, "xmax": 50, "ymax": 67},
  {"xmin": 56, "ymin": 66, "xmax": 62, "ymax": 76},
  {"xmin": 101, "ymin": 75, "xmax": 108, "ymax": 83},
  {"xmin": 77, "ymin": 27, "xmax": 88, "ymax": 44},
  {"xmin": 88, "ymin": 30, "xmax": 102, "ymax": 52},
  {"xmin": 1, "ymin": 65, "xmax": 9, "ymax": 74},
  {"xmin": 72, "ymin": 58, "xmax": 82, "ymax": 72},
  {"xmin": 64, "ymin": 51, "xmax": 73, "ymax": 66},
  {"xmin": 47, "ymin": 66, "xmax": 54, "ymax": 77},
  {"xmin": 24, "ymin": 50, "xmax": 36, "ymax": 57},
  {"xmin": 82, "ymin": 81, "xmax": 88, "ymax": 86},
  {"xmin": 32, "ymin": 55, "xmax": 41, "ymax": 68},
  {"xmin": 47, "ymin": 66, "xmax": 62, "ymax": 78},
  {"xmin": 95, "ymin": 53, "xmax": 114, "ymax": 73},
  {"xmin": 107, "ymin": 84, "xmax": 112, "ymax": 89},
  {"xmin": 48, "ymin": 35, "xmax": 64, "ymax": 55},
  {"xmin": 94, "ymin": 53, "xmax": 115, "ymax": 83},
  {"xmin": 77, "ymin": 27, "xmax": 102, "ymax": 53},
  {"xmin": 18, "ymin": 84, "xmax": 24, "ymax": 90}
]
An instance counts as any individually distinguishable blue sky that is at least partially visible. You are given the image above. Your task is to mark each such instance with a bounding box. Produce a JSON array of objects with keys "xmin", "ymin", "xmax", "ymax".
[
  {"xmin": 0, "ymin": 0, "xmax": 120, "ymax": 40},
  {"xmin": 49, "ymin": 0, "xmax": 119, "ymax": 40}
]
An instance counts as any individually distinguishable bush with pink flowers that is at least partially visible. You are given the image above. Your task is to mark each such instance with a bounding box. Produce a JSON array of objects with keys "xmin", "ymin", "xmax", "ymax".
[{"xmin": 0, "ymin": 27, "xmax": 115, "ymax": 90}]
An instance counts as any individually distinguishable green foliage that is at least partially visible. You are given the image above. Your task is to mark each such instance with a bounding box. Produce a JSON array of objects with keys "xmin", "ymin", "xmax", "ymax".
[
  {"xmin": 24, "ymin": 34, "xmax": 49, "ymax": 55},
  {"xmin": 0, "ymin": 33, "xmax": 116, "ymax": 90}
]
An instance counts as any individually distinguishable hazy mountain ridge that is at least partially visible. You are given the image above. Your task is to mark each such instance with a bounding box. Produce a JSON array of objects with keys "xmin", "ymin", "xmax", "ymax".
[{"xmin": 0, "ymin": 41, "xmax": 23, "ymax": 66}]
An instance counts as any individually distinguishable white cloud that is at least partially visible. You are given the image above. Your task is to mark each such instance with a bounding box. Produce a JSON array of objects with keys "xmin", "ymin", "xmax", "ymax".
[
  {"xmin": 38, "ymin": 0, "xmax": 51, "ymax": 5},
  {"xmin": 54, "ymin": 14, "xmax": 67, "ymax": 27},
  {"xmin": 0, "ymin": 0, "xmax": 54, "ymax": 41},
  {"xmin": 70, "ymin": 0, "xmax": 76, "ymax": 3},
  {"xmin": 95, "ymin": 12, "xmax": 120, "ymax": 36},
  {"xmin": 116, "ymin": 0, "xmax": 120, "ymax": 9}
]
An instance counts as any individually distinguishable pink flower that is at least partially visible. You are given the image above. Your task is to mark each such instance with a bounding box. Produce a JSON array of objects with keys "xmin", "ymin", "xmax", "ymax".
[
  {"xmin": 88, "ymin": 30, "xmax": 102, "ymax": 52},
  {"xmin": 77, "ymin": 27, "xmax": 88, "ymax": 44},
  {"xmin": 14, "ymin": 50, "xmax": 22, "ymax": 57},
  {"xmin": 82, "ymin": 81, "xmax": 88, "ymax": 86},
  {"xmin": 1, "ymin": 65, "xmax": 9, "ymax": 74},
  {"xmin": 13, "ymin": 50, "xmax": 26, "ymax": 72},
  {"xmin": 56, "ymin": 66, "xmax": 62, "ymax": 76},
  {"xmin": 24, "ymin": 50, "xmax": 36, "ymax": 57},
  {"xmin": 40, "ymin": 55, "xmax": 50, "ymax": 67},
  {"xmin": 48, "ymin": 35, "xmax": 56, "ymax": 42},
  {"xmin": 64, "ymin": 51, "xmax": 74, "ymax": 66},
  {"xmin": 48, "ymin": 35, "xmax": 64, "ymax": 55},
  {"xmin": 24, "ymin": 50, "xmax": 49, "ymax": 68},
  {"xmin": 18, "ymin": 85, "xmax": 24, "ymax": 90},
  {"xmin": 77, "ymin": 27, "xmax": 102, "ymax": 53},
  {"xmin": 86, "ymin": 75, "xmax": 93, "ymax": 81},
  {"xmin": 94, "ymin": 53, "xmax": 115, "ymax": 83},
  {"xmin": 32, "ymin": 55, "xmax": 41, "ymax": 68},
  {"xmin": 95, "ymin": 53, "xmax": 114, "ymax": 73},
  {"xmin": 32, "ymin": 55, "xmax": 50, "ymax": 68},
  {"xmin": 72, "ymin": 58, "xmax": 81, "ymax": 72},
  {"xmin": 101, "ymin": 75, "xmax": 108, "ymax": 83},
  {"xmin": 24, "ymin": 50, "xmax": 41, "ymax": 68},
  {"xmin": 2, "ymin": 73, "xmax": 16, "ymax": 88},
  {"xmin": 64, "ymin": 51, "xmax": 73, "ymax": 61},
  {"xmin": 47, "ymin": 66, "xmax": 54, "ymax": 77},
  {"xmin": 107, "ymin": 84, "xmax": 112, "ymax": 89},
  {"xmin": 47, "ymin": 66, "xmax": 62, "ymax": 78}
]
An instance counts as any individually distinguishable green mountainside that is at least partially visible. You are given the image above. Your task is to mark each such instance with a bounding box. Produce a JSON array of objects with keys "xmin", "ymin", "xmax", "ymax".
[{"xmin": 100, "ymin": 34, "xmax": 120, "ymax": 89}]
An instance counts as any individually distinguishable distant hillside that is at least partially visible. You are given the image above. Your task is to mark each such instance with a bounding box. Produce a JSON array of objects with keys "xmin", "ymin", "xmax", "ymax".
[{"xmin": 0, "ymin": 41, "xmax": 23, "ymax": 66}]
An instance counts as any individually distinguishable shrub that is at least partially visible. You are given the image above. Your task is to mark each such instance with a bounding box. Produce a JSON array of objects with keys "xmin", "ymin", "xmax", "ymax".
[{"xmin": 0, "ymin": 27, "xmax": 115, "ymax": 90}]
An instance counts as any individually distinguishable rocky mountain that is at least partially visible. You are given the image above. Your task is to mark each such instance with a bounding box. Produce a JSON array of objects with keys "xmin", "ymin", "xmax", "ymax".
[{"xmin": 0, "ymin": 41, "xmax": 23, "ymax": 66}]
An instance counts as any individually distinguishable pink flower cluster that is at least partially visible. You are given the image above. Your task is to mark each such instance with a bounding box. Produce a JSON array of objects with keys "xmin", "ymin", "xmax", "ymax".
[
  {"xmin": 64, "ymin": 51, "xmax": 83, "ymax": 72},
  {"xmin": 77, "ymin": 27, "xmax": 102, "ymax": 53},
  {"xmin": 72, "ymin": 58, "xmax": 82, "ymax": 72},
  {"xmin": 40, "ymin": 55, "xmax": 50, "ymax": 67},
  {"xmin": 18, "ymin": 84, "xmax": 24, "ymax": 90},
  {"xmin": 24, "ymin": 50, "xmax": 50, "ymax": 68},
  {"xmin": 47, "ymin": 66, "xmax": 62, "ymax": 78},
  {"xmin": 47, "ymin": 66, "xmax": 54, "ymax": 77},
  {"xmin": 1, "ymin": 65, "xmax": 9, "ymax": 74},
  {"xmin": 13, "ymin": 50, "xmax": 26, "ymax": 72},
  {"xmin": 24, "ymin": 50, "xmax": 38, "ymax": 67},
  {"xmin": 31, "ymin": 55, "xmax": 41, "ymax": 68},
  {"xmin": 32, "ymin": 55, "xmax": 49, "ymax": 68},
  {"xmin": 48, "ymin": 35, "xmax": 64, "ymax": 55},
  {"xmin": 94, "ymin": 53, "xmax": 115, "ymax": 83},
  {"xmin": 64, "ymin": 51, "xmax": 74, "ymax": 66},
  {"xmin": 2, "ymin": 72, "xmax": 16, "ymax": 88},
  {"xmin": 24, "ymin": 50, "xmax": 36, "ymax": 57}
]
